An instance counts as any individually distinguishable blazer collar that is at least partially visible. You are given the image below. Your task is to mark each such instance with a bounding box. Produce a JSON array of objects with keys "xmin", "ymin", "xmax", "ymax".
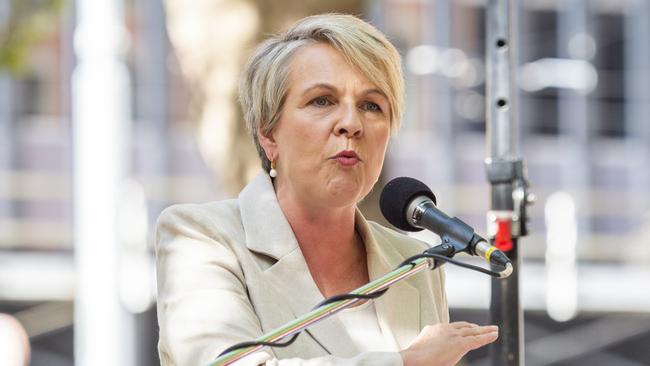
[
  {"xmin": 357, "ymin": 215, "xmax": 421, "ymax": 351},
  {"xmin": 239, "ymin": 172, "xmax": 420, "ymax": 353},
  {"xmin": 239, "ymin": 172, "xmax": 358, "ymax": 356},
  {"xmin": 238, "ymin": 172, "xmax": 299, "ymax": 261}
]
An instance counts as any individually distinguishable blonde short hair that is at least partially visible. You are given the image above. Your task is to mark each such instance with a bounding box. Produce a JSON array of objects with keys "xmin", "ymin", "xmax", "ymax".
[{"xmin": 239, "ymin": 13, "xmax": 404, "ymax": 172}]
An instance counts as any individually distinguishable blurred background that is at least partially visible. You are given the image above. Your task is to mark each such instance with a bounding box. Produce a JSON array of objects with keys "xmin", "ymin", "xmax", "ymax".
[{"xmin": 1, "ymin": 0, "xmax": 649, "ymax": 365}]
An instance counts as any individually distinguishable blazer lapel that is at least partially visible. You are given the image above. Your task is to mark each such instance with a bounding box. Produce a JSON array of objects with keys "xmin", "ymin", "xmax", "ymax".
[
  {"xmin": 238, "ymin": 172, "xmax": 358, "ymax": 357},
  {"xmin": 356, "ymin": 211, "xmax": 421, "ymax": 351}
]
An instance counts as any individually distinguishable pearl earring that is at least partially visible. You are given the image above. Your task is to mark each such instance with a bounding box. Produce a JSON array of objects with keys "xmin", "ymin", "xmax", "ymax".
[{"xmin": 269, "ymin": 159, "xmax": 278, "ymax": 178}]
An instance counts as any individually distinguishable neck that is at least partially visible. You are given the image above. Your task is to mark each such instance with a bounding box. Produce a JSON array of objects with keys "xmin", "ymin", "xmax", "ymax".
[
  {"xmin": 278, "ymin": 189, "xmax": 359, "ymax": 259},
  {"xmin": 275, "ymin": 184, "xmax": 368, "ymax": 296}
]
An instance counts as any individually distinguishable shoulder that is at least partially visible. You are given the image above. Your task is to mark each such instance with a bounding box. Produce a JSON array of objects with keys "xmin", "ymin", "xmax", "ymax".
[
  {"xmin": 156, "ymin": 199, "xmax": 240, "ymax": 229},
  {"xmin": 154, "ymin": 199, "xmax": 245, "ymax": 251},
  {"xmin": 157, "ymin": 197, "xmax": 240, "ymax": 219}
]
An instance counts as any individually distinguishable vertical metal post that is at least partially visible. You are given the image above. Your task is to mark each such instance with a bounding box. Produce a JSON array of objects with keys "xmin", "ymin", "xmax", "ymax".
[
  {"xmin": 624, "ymin": 1, "xmax": 650, "ymax": 215},
  {"xmin": 557, "ymin": 0, "xmax": 591, "ymax": 240},
  {"xmin": 134, "ymin": 0, "xmax": 170, "ymax": 174},
  {"xmin": 72, "ymin": 0, "xmax": 135, "ymax": 364},
  {"xmin": 0, "ymin": 73, "xmax": 15, "ymax": 223},
  {"xmin": 486, "ymin": 0, "xmax": 517, "ymax": 159},
  {"xmin": 429, "ymin": 0, "xmax": 454, "ymax": 190},
  {"xmin": 485, "ymin": 0, "xmax": 529, "ymax": 365},
  {"xmin": 0, "ymin": 0, "xmax": 15, "ymax": 230},
  {"xmin": 134, "ymin": 0, "xmax": 170, "ymax": 218},
  {"xmin": 132, "ymin": 2, "xmax": 169, "ymax": 364}
]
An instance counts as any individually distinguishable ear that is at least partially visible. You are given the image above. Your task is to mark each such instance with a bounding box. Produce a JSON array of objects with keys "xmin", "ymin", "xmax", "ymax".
[{"xmin": 257, "ymin": 129, "xmax": 277, "ymax": 161}]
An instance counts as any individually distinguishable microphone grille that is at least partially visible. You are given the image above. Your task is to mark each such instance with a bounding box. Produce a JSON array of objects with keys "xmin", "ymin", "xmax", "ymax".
[{"xmin": 379, "ymin": 177, "xmax": 437, "ymax": 232}]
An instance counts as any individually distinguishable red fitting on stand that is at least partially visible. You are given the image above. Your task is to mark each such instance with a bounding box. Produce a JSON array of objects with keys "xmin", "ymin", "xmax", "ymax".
[{"xmin": 494, "ymin": 219, "xmax": 513, "ymax": 252}]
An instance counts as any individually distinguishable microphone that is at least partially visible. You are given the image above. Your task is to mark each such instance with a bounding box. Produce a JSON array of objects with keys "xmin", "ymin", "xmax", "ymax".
[{"xmin": 379, "ymin": 177, "xmax": 512, "ymax": 276}]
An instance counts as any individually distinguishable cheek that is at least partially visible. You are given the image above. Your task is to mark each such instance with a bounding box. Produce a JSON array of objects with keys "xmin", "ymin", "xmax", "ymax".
[
  {"xmin": 362, "ymin": 124, "xmax": 390, "ymax": 180},
  {"xmin": 277, "ymin": 120, "xmax": 328, "ymax": 166},
  {"xmin": 368, "ymin": 124, "xmax": 390, "ymax": 157},
  {"xmin": 293, "ymin": 128, "xmax": 324, "ymax": 157}
]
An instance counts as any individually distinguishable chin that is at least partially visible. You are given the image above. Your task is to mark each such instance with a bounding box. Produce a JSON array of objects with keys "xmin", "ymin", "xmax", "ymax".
[{"xmin": 323, "ymin": 179, "xmax": 369, "ymax": 207}]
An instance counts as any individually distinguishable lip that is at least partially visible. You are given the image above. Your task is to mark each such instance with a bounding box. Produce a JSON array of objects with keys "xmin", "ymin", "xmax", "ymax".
[{"xmin": 330, "ymin": 150, "xmax": 361, "ymax": 166}]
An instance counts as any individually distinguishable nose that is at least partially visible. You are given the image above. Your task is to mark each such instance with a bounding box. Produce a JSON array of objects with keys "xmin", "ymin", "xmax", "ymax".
[{"xmin": 334, "ymin": 103, "xmax": 363, "ymax": 138}]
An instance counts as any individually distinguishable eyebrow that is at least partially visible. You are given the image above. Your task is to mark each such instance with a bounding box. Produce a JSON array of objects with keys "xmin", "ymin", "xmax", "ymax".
[
  {"xmin": 301, "ymin": 83, "xmax": 389, "ymax": 100},
  {"xmin": 301, "ymin": 83, "xmax": 337, "ymax": 95},
  {"xmin": 364, "ymin": 88, "xmax": 389, "ymax": 100}
]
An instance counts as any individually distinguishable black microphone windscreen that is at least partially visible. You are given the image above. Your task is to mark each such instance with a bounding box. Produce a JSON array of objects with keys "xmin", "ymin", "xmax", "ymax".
[{"xmin": 379, "ymin": 177, "xmax": 437, "ymax": 232}]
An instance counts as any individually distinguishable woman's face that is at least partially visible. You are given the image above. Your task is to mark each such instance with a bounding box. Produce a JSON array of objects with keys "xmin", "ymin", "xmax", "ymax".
[{"xmin": 259, "ymin": 43, "xmax": 391, "ymax": 210}]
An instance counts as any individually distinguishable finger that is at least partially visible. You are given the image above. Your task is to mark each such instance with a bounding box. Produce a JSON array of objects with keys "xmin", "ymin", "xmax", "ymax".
[
  {"xmin": 458, "ymin": 325, "xmax": 499, "ymax": 337},
  {"xmin": 467, "ymin": 329, "xmax": 499, "ymax": 350},
  {"xmin": 450, "ymin": 321, "xmax": 478, "ymax": 329}
]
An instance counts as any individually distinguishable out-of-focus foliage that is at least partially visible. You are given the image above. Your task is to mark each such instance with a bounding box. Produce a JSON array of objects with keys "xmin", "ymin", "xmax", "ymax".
[{"xmin": 0, "ymin": 0, "xmax": 65, "ymax": 73}]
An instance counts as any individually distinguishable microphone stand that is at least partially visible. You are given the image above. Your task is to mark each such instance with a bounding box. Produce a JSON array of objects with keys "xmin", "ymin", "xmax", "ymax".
[
  {"xmin": 485, "ymin": 1, "xmax": 534, "ymax": 365},
  {"xmin": 211, "ymin": 244, "xmax": 512, "ymax": 366}
]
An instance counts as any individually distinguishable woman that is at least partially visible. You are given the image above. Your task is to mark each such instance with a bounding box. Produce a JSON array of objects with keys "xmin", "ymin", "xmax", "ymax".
[{"xmin": 156, "ymin": 13, "xmax": 498, "ymax": 366}]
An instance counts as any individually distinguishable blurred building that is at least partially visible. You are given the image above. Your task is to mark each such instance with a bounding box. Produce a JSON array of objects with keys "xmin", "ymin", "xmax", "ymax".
[{"xmin": 0, "ymin": 0, "xmax": 649, "ymax": 365}]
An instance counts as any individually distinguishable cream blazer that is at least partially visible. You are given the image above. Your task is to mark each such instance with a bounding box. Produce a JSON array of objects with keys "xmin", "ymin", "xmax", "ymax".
[{"xmin": 155, "ymin": 172, "xmax": 449, "ymax": 366}]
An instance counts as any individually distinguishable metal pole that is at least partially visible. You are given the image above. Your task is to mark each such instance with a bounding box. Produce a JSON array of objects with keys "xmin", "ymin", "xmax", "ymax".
[
  {"xmin": 557, "ymin": 0, "xmax": 591, "ymax": 242},
  {"xmin": 132, "ymin": 2, "xmax": 170, "ymax": 364},
  {"xmin": 624, "ymin": 0, "xmax": 650, "ymax": 216},
  {"xmin": 0, "ymin": 73, "xmax": 15, "ymax": 224},
  {"xmin": 0, "ymin": 0, "xmax": 15, "ymax": 231},
  {"xmin": 72, "ymin": 0, "xmax": 135, "ymax": 364},
  {"xmin": 429, "ymin": 0, "xmax": 454, "ymax": 189},
  {"xmin": 485, "ymin": 0, "xmax": 531, "ymax": 365},
  {"xmin": 134, "ymin": 0, "xmax": 170, "ymax": 185}
]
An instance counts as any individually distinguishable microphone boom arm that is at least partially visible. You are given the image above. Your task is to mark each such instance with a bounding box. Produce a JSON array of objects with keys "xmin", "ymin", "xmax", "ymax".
[
  {"xmin": 211, "ymin": 255, "xmax": 435, "ymax": 366},
  {"xmin": 211, "ymin": 243, "xmax": 513, "ymax": 366}
]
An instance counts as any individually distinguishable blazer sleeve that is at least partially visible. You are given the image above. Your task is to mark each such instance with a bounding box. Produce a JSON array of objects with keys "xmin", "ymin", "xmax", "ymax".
[{"xmin": 155, "ymin": 205, "xmax": 404, "ymax": 366}]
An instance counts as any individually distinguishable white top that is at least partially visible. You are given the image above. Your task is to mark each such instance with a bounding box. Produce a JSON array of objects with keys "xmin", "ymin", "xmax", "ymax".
[{"xmin": 336, "ymin": 300, "xmax": 397, "ymax": 353}]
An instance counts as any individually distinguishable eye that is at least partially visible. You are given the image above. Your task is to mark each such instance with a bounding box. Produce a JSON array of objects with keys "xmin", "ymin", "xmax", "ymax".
[
  {"xmin": 311, "ymin": 96, "xmax": 331, "ymax": 107},
  {"xmin": 362, "ymin": 101, "xmax": 382, "ymax": 112}
]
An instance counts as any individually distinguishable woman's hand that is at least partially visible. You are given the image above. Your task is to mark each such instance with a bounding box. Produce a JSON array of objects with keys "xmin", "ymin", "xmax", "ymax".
[{"xmin": 399, "ymin": 321, "xmax": 498, "ymax": 366}]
